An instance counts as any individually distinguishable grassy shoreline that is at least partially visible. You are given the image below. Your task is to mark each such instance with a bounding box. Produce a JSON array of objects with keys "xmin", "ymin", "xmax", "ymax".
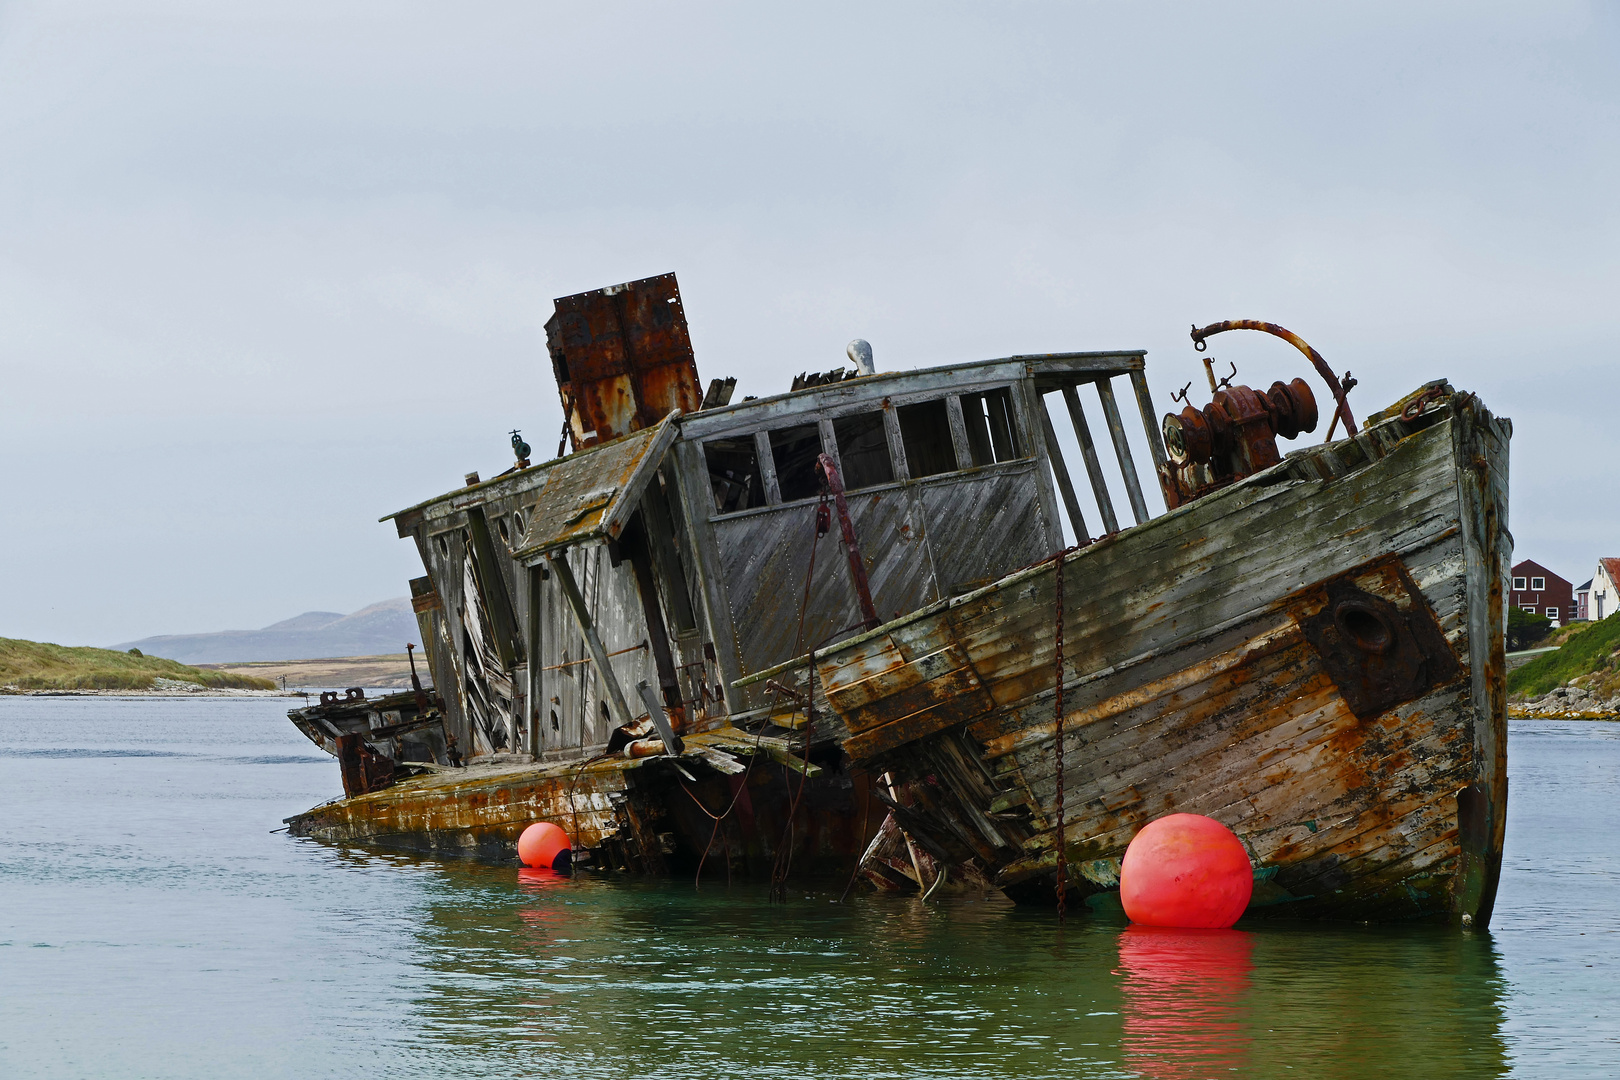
[
  {"xmin": 0, "ymin": 638, "xmax": 276, "ymax": 692},
  {"xmin": 1507, "ymin": 614, "xmax": 1620, "ymax": 702}
]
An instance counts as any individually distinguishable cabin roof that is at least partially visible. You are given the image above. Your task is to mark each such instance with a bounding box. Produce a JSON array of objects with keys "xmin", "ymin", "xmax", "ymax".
[
  {"xmin": 677, "ymin": 349, "xmax": 1143, "ymax": 438},
  {"xmin": 383, "ymin": 349, "xmax": 1145, "ymax": 527},
  {"xmin": 510, "ymin": 413, "xmax": 679, "ymax": 560}
]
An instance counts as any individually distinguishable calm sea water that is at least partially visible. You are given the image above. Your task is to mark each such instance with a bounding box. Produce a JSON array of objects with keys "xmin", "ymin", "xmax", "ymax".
[{"xmin": 1, "ymin": 698, "xmax": 1615, "ymax": 1079}]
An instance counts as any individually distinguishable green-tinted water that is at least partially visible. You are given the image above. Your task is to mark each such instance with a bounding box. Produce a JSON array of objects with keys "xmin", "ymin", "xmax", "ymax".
[{"xmin": 1, "ymin": 700, "xmax": 1615, "ymax": 1077}]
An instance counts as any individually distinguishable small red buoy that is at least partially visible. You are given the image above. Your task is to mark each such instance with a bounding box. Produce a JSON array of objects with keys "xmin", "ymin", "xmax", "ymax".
[
  {"xmin": 1120, "ymin": 813, "xmax": 1252, "ymax": 928},
  {"xmin": 518, "ymin": 821, "xmax": 572, "ymax": 871}
]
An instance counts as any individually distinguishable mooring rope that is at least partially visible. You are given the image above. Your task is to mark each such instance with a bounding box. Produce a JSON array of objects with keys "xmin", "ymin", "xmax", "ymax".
[{"xmin": 678, "ymin": 726, "xmax": 767, "ymax": 888}]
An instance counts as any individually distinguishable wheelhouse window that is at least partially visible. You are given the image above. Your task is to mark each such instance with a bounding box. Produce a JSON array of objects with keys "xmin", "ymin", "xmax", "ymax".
[
  {"xmin": 833, "ymin": 411, "xmax": 895, "ymax": 490},
  {"xmin": 770, "ymin": 423, "xmax": 824, "ymax": 502},
  {"xmin": 703, "ymin": 437, "xmax": 765, "ymax": 513},
  {"xmin": 960, "ymin": 388, "xmax": 1022, "ymax": 466},
  {"xmin": 1531, "ymin": 577, "xmax": 1546, "ymax": 591},
  {"xmin": 897, "ymin": 399, "xmax": 956, "ymax": 478}
]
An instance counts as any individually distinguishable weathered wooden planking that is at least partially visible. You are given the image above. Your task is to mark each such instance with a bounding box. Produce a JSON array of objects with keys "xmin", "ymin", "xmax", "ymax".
[
  {"xmin": 829, "ymin": 647, "xmax": 978, "ymax": 722},
  {"xmin": 807, "ymin": 401, "xmax": 1507, "ymax": 920},
  {"xmin": 286, "ymin": 760, "xmax": 629, "ymax": 857},
  {"xmin": 997, "ymin": 673, "xmax": 1476, "ymax": 907},
  {"xmin": 713, "ymin": 485, "xmax": 937, "ymax": 684},
  {"xmin": 1450, "ymin": 394, "xmax": 1512, "ymax": 923},
  {"xmin": 841, "ymin": 666, "xmax": 996, "ymax": 760},
  {"xmin": 914, "ymin": 468, "xmax": 1055, "ymax": 598},
  {"xmin": 826, "ymin": 413, "xmax": 1463, "ymax": 744}
]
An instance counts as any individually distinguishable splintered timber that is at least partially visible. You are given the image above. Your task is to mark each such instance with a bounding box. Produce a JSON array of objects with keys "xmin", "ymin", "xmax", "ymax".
[{"xmin": 285, "ymin": 273, "xmax": 1509, "ymax": 927}]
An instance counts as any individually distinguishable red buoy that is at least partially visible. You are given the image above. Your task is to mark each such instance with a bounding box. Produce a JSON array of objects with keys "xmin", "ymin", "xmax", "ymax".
[
  {"xmin": 518, "ymin": 821, "xmax": 572, "ymax": 871},
  {"xmin": 1119, "ymin": 813, "xmax": 1252, "ymax": 928}
]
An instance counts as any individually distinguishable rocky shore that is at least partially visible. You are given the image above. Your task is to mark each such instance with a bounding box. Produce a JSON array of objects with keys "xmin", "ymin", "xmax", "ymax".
[
  {"xmin": 1510, "ymin": 682, "xmax": 1620, "ymax": 720},
  {"xmin": 1, "ymin": 680, "xmax": 295, "ymax": 697}
]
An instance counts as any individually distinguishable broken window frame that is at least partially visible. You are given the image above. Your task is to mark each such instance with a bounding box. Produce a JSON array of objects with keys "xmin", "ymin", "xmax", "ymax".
[
  {"xmin": 701, "ymin": 435, "xmax": 767, "ymax": 514},
  {"xmin": 959, "ymin": 387, "xmax": 1026, "ymax": 467},
  {"xmin": 768, "ymin": 422, "xmax": 826, "ymax": 503},
  {"xmin": 832, "ymin": 409, "xmax": 896, "ymax": 491},
  {"xmin": 698, "ymin": 381, "xmax": 1036, "ymax": 521},
  {"xmin": 896, "ymin": 398, "xmax": 957, "ymax": 480}
]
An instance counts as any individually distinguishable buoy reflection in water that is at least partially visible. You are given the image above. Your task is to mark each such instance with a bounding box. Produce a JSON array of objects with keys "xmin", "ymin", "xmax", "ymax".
[{"xmin": 1118, "ymin": 925, "xmax": 1253, "ymax": 1079}]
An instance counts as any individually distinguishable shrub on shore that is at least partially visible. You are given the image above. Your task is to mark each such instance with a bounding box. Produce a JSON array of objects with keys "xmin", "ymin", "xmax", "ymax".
[
  {"xmin": 0, "ymin": 638, "xmax": 276, "ymax": 692},
  {"xmin": 1507, "ymin": 614, "xmax": 1620, "ymax": 702}
]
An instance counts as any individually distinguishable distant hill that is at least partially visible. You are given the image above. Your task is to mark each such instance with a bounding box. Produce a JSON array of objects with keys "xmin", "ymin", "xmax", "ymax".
[{"xmin": 114, "ymin": 599, "xmax": 420, "ymax": 664}]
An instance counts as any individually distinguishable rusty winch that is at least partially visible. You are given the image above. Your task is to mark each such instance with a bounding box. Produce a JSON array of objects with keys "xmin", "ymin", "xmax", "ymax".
[{"xmin": 1160, "ymin": 320, "xmax": 1357, "ymax": 509}]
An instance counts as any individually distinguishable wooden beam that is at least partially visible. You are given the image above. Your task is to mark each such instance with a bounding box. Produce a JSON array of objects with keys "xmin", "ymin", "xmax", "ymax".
[
  {"xmin": 1061, "ymin": 384, "xmax": 1120, "ymax": 534},
  {"xmin": 546, "ymin": 550, "xmax": 635, "ymax": 727},
  {"xmin": 945, "ymin": 394, "xmax": 972, "ymax": 471},
  {"xmin": 526, "ymin": 565, "xmax": 542, "ymax": 760},
  {"xmin": 1096, "ymin": 378, "xmax": 1150, "ymax": 525},
  {"xmin": 464, "ymin": 507, "xmax": 521, "ymax": 670},
  {"xmin": 1128, "ymin": 369, "xmax": 1169, "ymax": 475},
  {"xmin": 639, "ymin": 481, "xmax": 697, "ymax": 634},
  {"xmin": 883, "ymin": 401, "xmax": 909, "ymax": 482},
  {"xmin": 1035, "ymin": 389, "xmax": 1088, "ymax": 546},
  {"xmin": 1128, "ymin": 368, "xmax": 1174, "ymax": 508},
  {"xmin": 625, "ymin": 521, "xmax": 683, "ymax": 708},
  {"xmin": 669, "ymin": 440, "xmax": 747, "ymax": 715},
  {"xmin": 753, "ymin": 429, "xmax": 782, "ymax": 506},
  {"xmin": 818, "ymin": 417, "xmax": 841, "ymax": 476},
  {"xmin": 637, "ymin": 680, "xmax": 685, "ymax": 757}
]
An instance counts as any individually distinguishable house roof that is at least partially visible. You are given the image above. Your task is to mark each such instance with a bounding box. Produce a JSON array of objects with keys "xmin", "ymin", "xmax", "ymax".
[
  {"xmin": 1579, "ymin": 579, "xmax": 1593, "ymax": 591},
  {"xmin": 1511, "ymin": 559, "xmax": 1572, "ymax": 590},
  {"xmin": 1602, "ymin": 558, "xmax": 1620, "ymax": 587}
]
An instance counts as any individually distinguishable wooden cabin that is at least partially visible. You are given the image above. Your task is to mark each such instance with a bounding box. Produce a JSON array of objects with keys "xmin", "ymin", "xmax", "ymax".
[{"xmin": 384, "ymin": 273, "xmax": 1166, "ymax": 767}]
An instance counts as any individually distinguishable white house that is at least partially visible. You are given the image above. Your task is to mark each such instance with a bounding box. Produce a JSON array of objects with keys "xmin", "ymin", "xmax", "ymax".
[{"xmin": 1588, "ymin": 558, "xmax": 1620, "ymax": 621}]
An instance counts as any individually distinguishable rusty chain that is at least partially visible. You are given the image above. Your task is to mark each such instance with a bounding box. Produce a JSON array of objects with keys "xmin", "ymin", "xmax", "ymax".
[
  {"xmin": 1054, "ymin": 548, "xmax": 1068, "ymax": 922},
  {"xmin": 1401, "ymin": 384, "xmax": 1448, "ymax": 421}
]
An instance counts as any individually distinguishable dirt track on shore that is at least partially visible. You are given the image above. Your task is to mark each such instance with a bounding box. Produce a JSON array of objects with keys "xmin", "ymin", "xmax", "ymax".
[{"xmin": 195, "ymin": 654, "xmax": 427, "ymax": 690}]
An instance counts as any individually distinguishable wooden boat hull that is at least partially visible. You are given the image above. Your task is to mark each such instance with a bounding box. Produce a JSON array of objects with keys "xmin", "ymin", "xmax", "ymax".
[
  {"xmin": 809, "ymin": 393, "xmax": 1510, "ymax": 925},
  {"xmin": 284, "ymin": 728, "xmax": 875, "ymax": 879}
]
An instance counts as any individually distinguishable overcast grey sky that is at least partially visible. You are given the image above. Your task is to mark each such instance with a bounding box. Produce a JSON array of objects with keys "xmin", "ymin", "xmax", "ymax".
[{"xmin": 2, "ymin": 1, "xmax": 1616, "ymax": 646}]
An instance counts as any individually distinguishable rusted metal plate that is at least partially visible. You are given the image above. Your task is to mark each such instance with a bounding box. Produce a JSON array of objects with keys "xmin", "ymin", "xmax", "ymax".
[
  {"xmin": 545, "ymin": 273, "xmax": 703, "ymax": 449},
  {"xmin": 1293, "ymin": 557, "xmax": 1463, "ymax": 719},
  {"xmin": 511, "ymin": 413, "xmax": 680, "ymax": 558}
]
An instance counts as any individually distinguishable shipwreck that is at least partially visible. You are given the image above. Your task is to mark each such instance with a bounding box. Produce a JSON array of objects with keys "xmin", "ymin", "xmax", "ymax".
[{"xmin": 285, "ymin": 273, "xmax": 1509, "ymax": 927}]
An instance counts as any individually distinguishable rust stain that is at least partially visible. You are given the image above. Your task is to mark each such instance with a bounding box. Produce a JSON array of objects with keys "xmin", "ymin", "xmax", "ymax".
[
  {"xmin": 545, "ymin": 273, "xmax": 703, "ymax": 451},
  {"xmin": 510, "ymin": 413, "xmax": 681, "ymax": 557}
]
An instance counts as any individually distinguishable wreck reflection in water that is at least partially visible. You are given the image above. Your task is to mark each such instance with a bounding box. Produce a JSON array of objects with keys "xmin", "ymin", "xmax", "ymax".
[
  {"xmin": 12, "ymin": 700, "xmax": 1608, "ymax": 1079},
  {"xmin": 387, "ymin": 860, "xmax": 1508, "ymax": 1079}
]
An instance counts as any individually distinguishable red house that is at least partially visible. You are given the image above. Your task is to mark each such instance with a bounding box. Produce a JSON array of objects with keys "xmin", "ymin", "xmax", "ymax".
[{"xmin": 1510, "ymin": 560, "xmax": 1575, "ymax": 625}]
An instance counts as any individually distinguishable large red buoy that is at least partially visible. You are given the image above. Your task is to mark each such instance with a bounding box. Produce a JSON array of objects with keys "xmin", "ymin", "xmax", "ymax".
[
  {"xmin": 1119, "ymin": 813, "xmax": 1252, "ymax": 928},
  {"xmin": 518, "ymin": 821, "xmax": 572, "ymax": 871}
]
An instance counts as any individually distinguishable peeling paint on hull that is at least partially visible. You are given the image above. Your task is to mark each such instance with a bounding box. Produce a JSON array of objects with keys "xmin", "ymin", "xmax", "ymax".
[{"xmin": 803, "ymin": 396, "xmax": 1510, "ymax": 926}]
